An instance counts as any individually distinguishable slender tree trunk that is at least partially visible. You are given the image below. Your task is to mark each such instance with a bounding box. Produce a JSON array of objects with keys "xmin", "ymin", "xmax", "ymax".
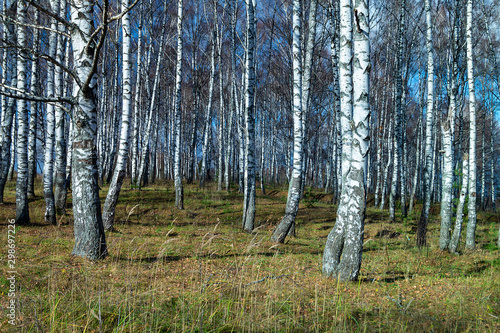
[
  {"xmin": 102, "ymin": 0, "xmax": 134, "ymax": 230},
  {"xmin": 465, "ymin": 0, "xmax": 477, "ymax": 249},
  {"xmin": 173, "ymin": 0, "xmax": 184, "ymax": 209},
  {"xmin": 200, "ymin": 29, "xmax": 217, "ymax": 189},
  {"xmin": 27, "ymin": 10, "xmax": 40, "ymax": 199},
  {"xmin": 417, "ymin": 0, "xmax": 434, "ymax": 248},
  {"xmin": 54, "ymin": 1, "xmax": 67, "ymax": 214},
  {"xmin": 440, "ymin": 6, "xmax": 459, "ymax": 251},
  {"xmin": 131, "ymin": 9, "xmax": 143, "ymax": 188},
  {"xmin": 271, "ymin": 0, "xmax": 303, "ymax": 242},
  {"xmin": 15, "ymin": 0, "xmax": 30, "ymax": 225},
  {"xmin": 242, "ymin": 0, "xmax": 257, "ymax": 233},
  {"xmin": 450, "ymin": 154, "xmax": 469, "ymax": 253},
  {"xmin": 43, "ymin": 0, "xmax": 60, "ymax": 225}
]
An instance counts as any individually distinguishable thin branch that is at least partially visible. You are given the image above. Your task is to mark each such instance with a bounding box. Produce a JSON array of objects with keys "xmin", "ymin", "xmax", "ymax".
[
  {"xmin": 108, "ymin": 0, "xmax": 141, "ymax": 23},
  {"xmin": 82, "ymin": 0, "xmax": 109, "ymax": 93},
  {"xmin": 26, "ymin": 0, "xmax": 73, "ymax": 29},
  {"xmin": 0, "ymin": 83, "xmax": 75, "ymax": 106},
  {"xmin": 0, "ymin": 13, "xmax": 71, "ymax": 37},
  {"xmin": 0, "ymin": 38, "xmax": 82, "ymax": 87}
]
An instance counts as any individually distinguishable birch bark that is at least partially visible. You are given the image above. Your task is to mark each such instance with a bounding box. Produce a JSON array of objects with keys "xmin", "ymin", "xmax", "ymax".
[
  {"xmin": 173, "ymin": 0, "xmax": 184, "ymax": 209},
  {"xmin": 242, "ymin": 0, "xmax": 257, "ymax": 233},
  {"xmin": 15, "ymin": 0, "xmax": 30, "ymax": 225},
  {"xmin": 323, "ymin": 0, "xmax": 370, "ymax": 281},
  {"xmin": 271, "ymin": 0, "xmax": 303, "ymax": 242},
  {"xmin": 465, "ymin": 0, "xmax": 477, "ymax": 249},
  {"xmin": 103, "ymin": 0, "xmax": 134, "ymax": 229},
  {"xmin": 417, "ymin": 0, "xmax": 434, "ymax": 247},
  {"xmin": 70, "ymin": 0, "xmax": 107, "ymax": 259}
]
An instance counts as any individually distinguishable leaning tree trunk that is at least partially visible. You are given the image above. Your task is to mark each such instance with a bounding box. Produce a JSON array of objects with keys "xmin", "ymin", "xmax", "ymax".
[
  {"xmin": 450, "ymin": 154, "xmax": 469, "ymax": 253},
  {"xmin": 271, "ymin": 0, "xmax": 303, "ymax": 243},
  {"xmin": 102, "ymin": 0, "xmax": 134, "ymax": 230},
  {"xmin": 417, "ymin": 0, "xmax": 434, "ymax": 248},
  {"xmin": 173, "ymin": 0, "xmax": 184, "ymax": 209},
  {"xmin": 15, "ymin": 0, "xmax": 30, "ymax": 225},
  {"xmin": 465, "ymin": 0, "xmax": 477, "ymax": 250},
  {"xmin": 27, "ymin": 10, "xmax": 40, "ymax": 199},
  {"xmin": 70, "ymin": 0, "xmax": 107, "ymax": 260},
  {"xmin": 323, "ymin": 0, "xmax": 370, "ymax": 281},
  {"xmin": 242, "ymin": 0, "xmax": 257, "ymax": 233},
  {"xmin": 200, "ymin": 30, "xmax": 217, "ymax": 189}
]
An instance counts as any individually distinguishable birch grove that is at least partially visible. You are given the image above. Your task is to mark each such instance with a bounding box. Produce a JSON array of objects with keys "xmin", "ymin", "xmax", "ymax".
[{"xmin": 0, "ymin": 0, "xmax": 498, "ymax": 263}]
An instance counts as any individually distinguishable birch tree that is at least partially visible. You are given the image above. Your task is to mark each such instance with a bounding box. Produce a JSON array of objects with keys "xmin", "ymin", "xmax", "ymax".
[
  {"xmin": 43, "ymin": 0, "xmax": 60, "ymax": 225},
  {"xmin": 15, "ymin": 0, "xmax": 29, "ymax": 225},
  {"xmin": 417, "ymin": 0, "xmax": 434, "ymax": 248},
  {"xmin": 439, "ymin": 0, "xmax": 459, "ymax": 251},
  {"xmin": 103, "ymin": 0, "xmax": 134, "ymax": 230},
  {"xmin": 242, "ymin": 0, "xmax": 257, "ymax": 233},
  {"xmin": 27, "ymin": 10, "xmax": 40, "ymax": 199},
  {"xmin": 465, "ymin": 0, "xmax": 477, "ymax": 250},
  {"xmin": 323, "ymin": 0, "xmax": 370, "ymax": 281},
  {"xmin": 271, "ymin": 0, "xmax": 303, "ymax": 242},
  {"xmin": 173, "ymin": 0, "xmax": 184, "ymax": 209},
  {"xmin": 69, "ymin": 0, "xmax": 108, "ymax": 259}
]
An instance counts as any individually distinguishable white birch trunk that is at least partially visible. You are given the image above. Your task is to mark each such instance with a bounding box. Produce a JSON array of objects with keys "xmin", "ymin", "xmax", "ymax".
[
  {"xmin": 323, "ymin": 0, "xmax": 370, "ymax": 281},
  {"xmin": 465, "ymin": 0, "xmax": 477, "ymax": 249},
  {"xmin": 450, "ymin": 154, "xmax": 469, "ymax": 253},
  {"xmin": 103, "ymin": 0, "xmax": 134, "ymax": 229},
  {"xmin": 54, "ymin": 1, "xmax": 67, "ymax": 214},
  {"xmin": 242, "ymin": 0, "xmax": 257, "ymax": 233},
  {"xmin": 43, "ymin": 0, "xmax": 60, "ymax": 224},
  {"xmin": 173, "ymin": 0, "xmax": 184, "ymax": 209},
  {"xmin": 417, "ymin": 0, "xmax": 434, "ymax": 247},
  {"xmin": 440, "ymin": 8, "xmax": 459, "ymax": 251},
  {"xmin": 27, "ymin": 10, "xmax": 40, "ymax": 199},
  {"xmin": 271, "ymin": 0, "xmax": 303, "ymax": 242},
  {"xmin": 70, "ymin": 0, "xmax": 107, "ymax": 259},
  {"xmin": 200, "ymin": 29, "xmax": 217, "ymax": 189},
  {"xmin": 15, "ymin": 0, "xmax": 30, "ymax": 225},
  {"xmin": 137, "ymin": 27, "xmax": 166, "ymax": 187}
]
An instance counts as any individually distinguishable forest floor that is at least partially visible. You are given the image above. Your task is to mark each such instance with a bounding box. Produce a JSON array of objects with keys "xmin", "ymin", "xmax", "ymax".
[{"xmin": 0, "ymin": 179, "xmax": 499, "ymax": 332}]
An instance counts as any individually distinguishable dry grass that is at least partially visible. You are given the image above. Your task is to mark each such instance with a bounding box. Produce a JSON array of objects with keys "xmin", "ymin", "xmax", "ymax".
[{"xmin": 1, "ymin": 179, "xmax": 499, "ymax": 332}]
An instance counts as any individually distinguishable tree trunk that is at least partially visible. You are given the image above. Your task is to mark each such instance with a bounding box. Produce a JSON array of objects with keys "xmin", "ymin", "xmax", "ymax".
[
  {"xmin": 173, "ymin": 0, "xmax": 184, "ymax": 209},
  {"xmin": 323, "ymin": 0, "xmax": 370, "ymax": 281},
  {"xmin": 15, "ymin": 0, "xmax": 30, "ymax": 225},
  {"xmin": 70, "ymin": 0, "xmax": 107, "ymax": 260},
  {"xmin": 242, "ymin": 0, "xmax": 257, "ymax": 233},
  {"xmin": 271, "ymin": 0, "xmax": 303, "ymax": 242},
  {"xmin": 103, "ymin": 0, "xmax": 134, "ymax": 230},
  {"xmin": 27, "ymin": 10, "xmax": 40, "ymax": 199},
  {"xmin": 450, "ymin": 154, "xmax": 469, "ymax": 253},
  {"xmin": 465, "ymin": 0, "xmax": 477, "ymax": 249},
  {"xmin": 54, "ymin": 1, "xmax": 67, "ymax": 214},
  {"xmin": 417, "ymin": 0, "xmax": 434, "ymax": 248}
]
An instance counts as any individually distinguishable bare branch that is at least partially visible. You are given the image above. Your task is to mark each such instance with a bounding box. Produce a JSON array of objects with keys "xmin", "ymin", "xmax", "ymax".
[
  {"xmin": 108, "ymin": 0, "xmax": 141, "ymax": 23},
  {"xmin": 82, "ymin": 0, "xmax": 109, "ymax": 93},
  {"xmin": 0, "ymin": 83, "xmax": 75, "ymax": 106},
  {"xmin": 0, "ymin": 13, "xmax": 71, "ymax": 37},
  {"xmin": 0, "ymin": 38, "xmax": 82, "ymax": 87},
  {"xmin": 26, "ymin": 0, "xmax": 73, "ymax": 29}
]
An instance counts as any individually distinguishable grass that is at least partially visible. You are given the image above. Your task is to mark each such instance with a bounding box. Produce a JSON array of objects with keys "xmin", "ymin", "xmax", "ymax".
[{"xmin": 1, "ymin": 178, "xmax": 499, "ymax": 332}]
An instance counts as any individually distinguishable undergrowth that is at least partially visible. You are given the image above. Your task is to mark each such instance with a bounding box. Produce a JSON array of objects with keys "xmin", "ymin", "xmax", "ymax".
[{"xmin": 0, "ymin": 179, "xmax": 499, "ymax": 332}]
